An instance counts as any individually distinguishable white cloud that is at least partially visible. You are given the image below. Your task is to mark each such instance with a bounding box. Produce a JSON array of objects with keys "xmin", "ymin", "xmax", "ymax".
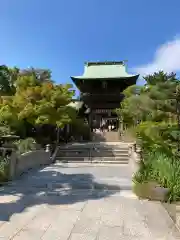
[{"xmin": 134, "ymin": 36, "xmax": 180, "ymax": 76}]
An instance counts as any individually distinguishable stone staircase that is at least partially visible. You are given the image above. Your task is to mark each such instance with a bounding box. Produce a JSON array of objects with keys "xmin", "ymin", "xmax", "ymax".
[{"xmin": 55, "ymin": 142, "xmax": 130, "ymax": 164}]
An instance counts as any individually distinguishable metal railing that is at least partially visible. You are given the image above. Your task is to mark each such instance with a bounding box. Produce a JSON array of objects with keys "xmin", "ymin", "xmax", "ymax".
[{"xmin": 56, "ymin": 144, "xmax": 129, "ymax": 163}]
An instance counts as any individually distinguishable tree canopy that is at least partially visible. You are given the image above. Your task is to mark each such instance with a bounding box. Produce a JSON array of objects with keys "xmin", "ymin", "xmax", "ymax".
[
  {"xmin": 116, "ymin": 71, "xmax": 180, "ymax": 155},
  {"xmin": 0, "ymin": 65, "xmax": 77, "ymax": 138}
]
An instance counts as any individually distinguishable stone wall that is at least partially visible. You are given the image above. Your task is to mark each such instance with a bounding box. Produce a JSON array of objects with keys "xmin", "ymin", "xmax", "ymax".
[{"xmin": 9, "ymin": 150, "xmax": 52, "ymax": 180}]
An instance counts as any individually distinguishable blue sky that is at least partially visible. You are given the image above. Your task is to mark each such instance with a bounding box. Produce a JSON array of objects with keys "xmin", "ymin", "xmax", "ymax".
[{"xmin": 1, "ymin": 0, "xmax": 180, "ymax": 91}]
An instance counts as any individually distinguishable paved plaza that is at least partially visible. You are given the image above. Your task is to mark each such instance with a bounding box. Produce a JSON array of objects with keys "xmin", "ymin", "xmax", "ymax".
[{"xmin": 0, "ymin": 163, "xmax": 180, "ymax": 239}]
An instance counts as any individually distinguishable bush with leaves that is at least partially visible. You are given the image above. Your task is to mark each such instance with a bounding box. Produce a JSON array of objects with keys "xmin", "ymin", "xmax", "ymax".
[
  {"xmin": 133, "ymin": 150, "xmax": 180, "ymax": 202},
  {"xmin": 0, "ymin": 65, "xmax": 78, "ymax": 144},
  {"xmin": 117, "ymin": 71, "xmax": 179, "ymax": 135},
  {"xmin": 135, "ymin": 121, "xmax": 179, "ymax": 157},
  {"xmin": 116, "ymin": 71, "xmax": 180, "ymax": 157},
  {"xmin": 117, "ymin": 71, "xmax": 180, "ymax": 202},
  {"xmin": 0, "ymin": 124, "xmax": 12, "ymax": 136}
]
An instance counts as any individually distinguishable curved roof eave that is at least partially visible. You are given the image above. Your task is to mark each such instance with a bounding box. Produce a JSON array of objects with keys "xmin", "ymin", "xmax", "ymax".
[{"xmin": 71, "ymin": 74, "xmax": 139, "ymax": 81}]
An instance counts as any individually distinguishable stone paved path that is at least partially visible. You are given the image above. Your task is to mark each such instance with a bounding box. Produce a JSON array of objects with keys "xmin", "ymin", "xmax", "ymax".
[{"xmin": 0, "ymin": 163, "xmax": 180, "ymax": 239}]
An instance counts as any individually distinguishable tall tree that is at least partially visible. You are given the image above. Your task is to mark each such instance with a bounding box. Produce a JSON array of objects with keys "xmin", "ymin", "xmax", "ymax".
[
  {"xmin": 0, "ymin": 65, "xmax": 18, "ymax": 95},
  {"xmin": 117, "ymin": 71, "xmax": 180, "ymax": 154},
  {"xmin": 0, "ymin": 65, "xmax": 78, "ymax": 140}
]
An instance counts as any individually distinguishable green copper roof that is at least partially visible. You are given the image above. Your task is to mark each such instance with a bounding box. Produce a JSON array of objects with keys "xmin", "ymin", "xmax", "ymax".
[{"xmin": 71, "ymin": 61, "xmax": 139, "ymax": 80}]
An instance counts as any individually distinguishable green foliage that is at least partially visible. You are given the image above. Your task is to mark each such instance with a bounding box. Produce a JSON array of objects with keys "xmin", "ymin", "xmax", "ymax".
[
  {"xmin": 71, "ymin": 118, "xmax": 90, "ymax": 140},
  {"xmin": 14, "ymin": 138, "xmax": 37, "ymax": 155},
  {"xmin": 133, "ymin": 162, "xmax": 151, "ymax": 184},
  {"xmin": 117, "ymin": 71, "xmax": 180, "ymax": 155},
  {"xmin": 0, "ymin": 65, "xmax": 77, "ymax": 137},
  {"xmin": 0, "ymin": 65, "xmax": 17, "ymax": 96},
  {"xmin": 121, "ymin": 126, "xmax": 136, "ymax": 142},
  {"xmin": 117, "ymin": 71, "xmax": 179, "ymax": 127},
  {"xmin": 133, "ymin": 151, "xmax": 180, "ymax": 202},
  {"xmin": 118, "ymin": 71, "xmax": 180, "ymax": 202},
  {"xmin": 13, "ymin": 82, "xmax": 75, "ymax": 127},
  {"xmin": 0, "ymin": 125, "xmax": 12, "ymax": 137},
  {"xmin": 0, "ymin": 156, "xmax": 9, "ymax": 182}
]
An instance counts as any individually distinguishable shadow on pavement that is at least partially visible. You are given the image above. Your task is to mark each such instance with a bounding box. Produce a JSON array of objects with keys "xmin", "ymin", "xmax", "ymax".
[{"xmin": 0, "ymin": 164, "xmax": 130, "ymax": 222}]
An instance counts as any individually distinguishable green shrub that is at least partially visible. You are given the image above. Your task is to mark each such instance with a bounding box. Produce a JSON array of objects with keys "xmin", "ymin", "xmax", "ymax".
[
  {"xmin": 133, "ymin": 151, "xmax": 180, "ymax": 202},
  {"xmin": 14, "ymin": 138, "xmax": 37, "ymax": 155},
  {"xmin": 122, "ymin": 127, "xmax": 136, "ymax": 142},
  {"xmin": 136, "ymin": 121, "xmax": 179, "ymax": 158},
  {"xmin": 133, "ymin": 160, "xmax": 152, "ymax": 184},
  {"xmin": 150, "ymin": 152, "xmax": 180, "ymax": 202},
  {"xmin": 0, "ymin": 125, "xmax": 12, "ymax": 137},
  {"xmin": 0, "ymin": 156, "xmax": 9, "ymax": 182}
]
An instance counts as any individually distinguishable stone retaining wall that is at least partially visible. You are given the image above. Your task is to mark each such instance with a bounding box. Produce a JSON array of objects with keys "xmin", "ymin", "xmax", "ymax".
[{"xmin": 9, "ymin": 150, "xmax": 52, "ymax": 180}]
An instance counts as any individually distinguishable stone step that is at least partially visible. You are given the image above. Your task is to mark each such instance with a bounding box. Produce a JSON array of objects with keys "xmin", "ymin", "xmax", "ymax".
[
  {"xmin": 90, "ymin": 150, "xmax": 129, "ymax": 154},
  {"xmin": 58, "ymin": 147, "xmax": 129, "ymax": 152},
  {"xmin": 56, "ymin": 156, "xmax": 129, "ymax": 160},
  {"xmin": 56, "ymin": 142, "xmax": 130, "ymax": 164},
  {"xmin": 91, "ymin": 146, "xmax": 129, "ymax": 150},
  {"xmin": 58, "ymin": 142, "xmax": 130, "ymax": 148},
  {"xmin": 57, "ymin": 151, "xmax": 129, "ymax": 157},
  {"xmin": 91, "ymin": 155, "xmax": 129, "ymax": 159},
  {"xmin": 55, "ymin": 156, "xmax": 129, "ymax": 164},
  {"xmin": 58, "ymin": 148, "xmax": 129, "ymax": 155},
  {"xmin": 58, "ymin": 146, "xmax": 129, "ymax": 150},
  {"xmin": 57, "ymin": 152, "xmax": 129, "ymax": 157}
]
